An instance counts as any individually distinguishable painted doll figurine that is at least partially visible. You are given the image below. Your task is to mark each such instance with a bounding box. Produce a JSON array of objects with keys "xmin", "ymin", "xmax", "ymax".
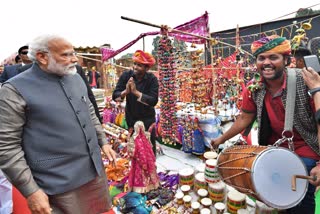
[
  {"xmin": 192, "ymin": 117, "xmax": 205, "ymax": 155},
  {"xmin": 182, "ymin": 116, "xmax": 193, "ymax": 153},
  {"xmin": 127, "ymin": 121, "xmax": 160, "ymax": 193}
]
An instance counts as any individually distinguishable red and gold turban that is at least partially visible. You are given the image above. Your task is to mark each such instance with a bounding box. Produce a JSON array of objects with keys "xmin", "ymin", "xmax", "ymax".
[
  {"xmin": 132, "ymin": 50, "xmax": 156, "ymax": 66},
  {"xmin": 251, "ymin": 35, "xmax": 291, "ymax": 57}
]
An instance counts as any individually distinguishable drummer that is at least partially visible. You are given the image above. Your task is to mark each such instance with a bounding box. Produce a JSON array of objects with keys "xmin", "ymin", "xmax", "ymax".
[{"xmin": 211, "ymin": 35, "xmax": 320, "ymax": 213}]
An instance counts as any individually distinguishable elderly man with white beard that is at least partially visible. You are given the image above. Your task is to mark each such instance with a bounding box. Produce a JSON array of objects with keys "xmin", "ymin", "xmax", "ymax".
[{"xmin": 0, "ymin": 34, "xmax": 117, "ymax": 214}]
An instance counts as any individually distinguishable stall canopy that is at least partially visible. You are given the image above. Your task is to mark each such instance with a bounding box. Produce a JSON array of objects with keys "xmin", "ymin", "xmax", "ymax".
[{"xmin": 101, "ymin": 11, "xmax": 209, "ymax": 61}]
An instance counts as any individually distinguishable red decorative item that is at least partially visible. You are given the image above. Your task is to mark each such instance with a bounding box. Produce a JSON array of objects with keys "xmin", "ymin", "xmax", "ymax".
[{"xmin": 127, "ymin": 121, "xmax": 159, "ymax": 193}]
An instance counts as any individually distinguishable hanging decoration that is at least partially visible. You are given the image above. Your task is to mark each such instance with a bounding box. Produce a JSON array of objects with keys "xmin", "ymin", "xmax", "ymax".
[
  {"xmin": 158, "ymin": 27, "xmax": 178, "ymax": 145},
  {"xmin": 291, "ymin": 18, "xmax": 313, "ymax": 51},
  {"xmin": 189, "ymin": 48, "xmax": 211, "ymax": 106}
]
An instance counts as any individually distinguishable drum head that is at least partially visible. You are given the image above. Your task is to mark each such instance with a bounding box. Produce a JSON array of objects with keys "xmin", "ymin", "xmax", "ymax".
[
  {"xmin": 179, "ymin": 168, "xmax": 194, "ymax": 176},
  {"xmin": 252, "ymin": 147, "xmax": 308, "ymax": 209}
]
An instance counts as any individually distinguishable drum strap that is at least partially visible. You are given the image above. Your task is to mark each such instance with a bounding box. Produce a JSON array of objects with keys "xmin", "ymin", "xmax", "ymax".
[
  {"xmin": 284, "ymin": 69, "xmax": 296, "ymax": 133},
  {"xmin": 274, "ymin": 69, "xmax": 296, "ymax": 150}
]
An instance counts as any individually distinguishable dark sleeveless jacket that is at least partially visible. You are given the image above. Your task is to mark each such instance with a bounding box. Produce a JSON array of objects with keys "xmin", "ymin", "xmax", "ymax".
[
  {"xmin": 251, "ymin": 68, "xmax": 319, "ymax": 156},
  {"xmin": 8, "ymin": 63, "xmax": 104, "ymax": 194}
]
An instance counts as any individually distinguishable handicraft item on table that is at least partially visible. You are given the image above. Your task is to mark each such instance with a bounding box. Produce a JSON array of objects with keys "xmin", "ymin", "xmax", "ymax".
[
  {"xmin": 181, "ymin": 116, "xmax": 193, "ymax": 153},
  {"xmin": 118, "ymin": 191, "xmax": 152, "ymax": 214},
  {"xmin": 191, "ymin": 117, "xmax": 205, "ymax": 155},
  {"xmin": 127, "ymin": 121, "xmax": 160, "ymax": 193}
]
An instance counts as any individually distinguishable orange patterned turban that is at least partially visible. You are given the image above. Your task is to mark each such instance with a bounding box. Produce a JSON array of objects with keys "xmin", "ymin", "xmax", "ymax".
[
  {"xmin": 132, "ymin": 50, "xmax": 156, "ymax": 66},
  {"xmin": 251, "ymin": 35, "xmax": 291, "ymax": 57}
]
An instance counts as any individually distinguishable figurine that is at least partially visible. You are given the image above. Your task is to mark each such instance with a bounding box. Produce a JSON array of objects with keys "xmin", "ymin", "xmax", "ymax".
[
  {"xmin": 127, "ymin": 121, "xmax": 160, "ymax": 193},
  {"xmin": 192, "ymin": 117, "xmax": 205, "ymax": 155}
]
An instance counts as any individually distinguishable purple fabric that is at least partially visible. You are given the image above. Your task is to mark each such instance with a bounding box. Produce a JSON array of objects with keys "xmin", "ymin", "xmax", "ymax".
[
  {"xmin": 257, "ymin": 36, "xmax": 271, "ymax": 44},
  {"xmin": 101, "ymin": 12, "xmax": 209, "ymax": 61},
  {"xmin": 157, "ymin": 172, "xmax": 179, "ymax": 189},
  {"xmin": 103, "ymin": 108, "xmax": 114, "ymax": 123},
  {"xmin": 169, "ymin": 11, "xmax": 209, "ymax": 44}
]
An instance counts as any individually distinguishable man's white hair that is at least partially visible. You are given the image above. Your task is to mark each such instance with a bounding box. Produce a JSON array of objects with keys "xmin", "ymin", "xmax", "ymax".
[{"xmin": 27, "ymin": 34, "xmax": 65, "ymax": 62}]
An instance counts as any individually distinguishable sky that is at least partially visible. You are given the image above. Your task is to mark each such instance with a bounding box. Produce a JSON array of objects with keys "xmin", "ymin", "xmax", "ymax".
[{"xmin": 1, "ymin": 0, "xmax": 320, "ymax": 62}]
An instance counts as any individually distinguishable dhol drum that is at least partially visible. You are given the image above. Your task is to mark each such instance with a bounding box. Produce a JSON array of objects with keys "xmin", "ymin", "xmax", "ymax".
[
  {"xmin": 204, "ymin": 151, "xmax": 218, "ymax": 160},
  {"xmin": 194, "ymin": 172, "xmax": 207, "ymax": 191},
  {"xmin": 179, "ymin": 168, "xmax": 195, "ymax": 187},
  {"xmin": 217, "ymin": 145, "xmax": 308, "ymax": 209},
  {"xmin": 208, "ymin": 181, "xmax": 226, "ymax": 203},
  {"xmin": 205, "ymin": 159, "xmax": 220, "ymax": 183},
  {"xmin": 227, "ymin": 190, "xmax": 246, "ymax": 214}
]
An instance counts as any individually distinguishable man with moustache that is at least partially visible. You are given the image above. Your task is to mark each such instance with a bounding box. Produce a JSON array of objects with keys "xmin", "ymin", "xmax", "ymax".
[
  {"xmin": 0, "ymin": 34, "xmax": 116, "ymax": 214},
  {"xmin": 211, "ymin": 35, "xmax": 320, "ymax": 213},
  {"xmin": 112, "ymin": 50, "xmax": 159, "ymax": 155}
]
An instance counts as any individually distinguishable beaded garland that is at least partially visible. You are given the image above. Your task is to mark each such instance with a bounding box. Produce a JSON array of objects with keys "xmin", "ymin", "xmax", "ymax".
[{"xmin": 158, "ymin": 31, "xmax": 178, "ymax": 145}]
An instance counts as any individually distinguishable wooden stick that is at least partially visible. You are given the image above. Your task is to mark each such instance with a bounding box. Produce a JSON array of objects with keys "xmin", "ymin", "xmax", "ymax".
[
  {"xmin": 76, "ymin": 54, "xmax": 102, "ymax": 63},
  {"xmin": 77, "ymin": 53, "xmax": 102, "ymax": 56},
  {"xmin": 121, "ymin": 16, "xmax": 162, "ymax": 29},
  {"xmin": 291, "ymin": 175, "xmax": 316, "ymax": 191}
]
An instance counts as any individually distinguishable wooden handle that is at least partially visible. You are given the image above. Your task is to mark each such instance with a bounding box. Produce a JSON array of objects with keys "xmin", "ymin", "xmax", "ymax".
[
  {"xmin": 291, "ymin": 175, "xmax": 316, "ymax": 191},
  {"xmin": 121, "ymin": 16, "xmax": 162, "ymax": 29}
]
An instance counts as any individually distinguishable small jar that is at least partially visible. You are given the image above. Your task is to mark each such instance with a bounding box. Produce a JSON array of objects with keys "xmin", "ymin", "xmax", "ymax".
[
  {"xmin": 181, "ymin": 185, "xmax": 191, "ymax": 195},
  {"xmin": 200, "ymin": 208, "xmax": 211, "ymax": 214},
  {"xmin": 183, "ymin": 195, "xmax": 192, "ymax": 208},
  {"xmin": 214, "ymin": 202, "xmax": 226, "ymax": 214},
  {"xmin": 191, "ymin": 201, "xmax": 201, "ymax": 214},
  {"xmin": 197, "ymin": 188, "xmax": 208, "ymax": 202},
  {"xmin": 174, "ymin": 192, "xmax": 184, "ymax": 205},
  {"xmin": 200, "ymin": 197, "xmax": 212, "ymax": 209}
]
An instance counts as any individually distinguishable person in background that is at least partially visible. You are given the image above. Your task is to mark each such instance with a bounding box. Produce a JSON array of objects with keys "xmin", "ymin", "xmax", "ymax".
[
  {"xmin": 15, "ymin": 55, "xmax": 22, "ymax": 64},
  {"xmin": 301, "ymin": 62, "xmax": 320, "ymax": 213},
  {"xmin": 292, "ymin": 46, "xmax": 312, "ymax": 69},
  {"xmin": 77, "ymin": 65, "xmax": 102, "ymax": 122},
  {"xmin": 302, "ymin": 64, "xmax": 320, "ymax": 185},
  {"xmin": 211, "ymin": 35, "xmax": 320, "ymax": 213},
  {"xmin": 87, "ymin": 66, "xmax": 101, "ymax": 88},
  {"xmin": 112, "ymin": 50, "xmax": 159, "ymax": 154},
  {"xmin": 0, "ymin": 34, "xmax": 116, "ymax": 214},
  {"xmin": 0, "ymin": 45, "xmax": 32, "ymax": 82}
]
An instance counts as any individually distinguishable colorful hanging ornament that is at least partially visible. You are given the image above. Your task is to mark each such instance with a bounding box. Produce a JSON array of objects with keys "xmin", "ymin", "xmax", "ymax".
[{"xmin": 158, "ymin": 31, "xmax": 178, "ymax": 145}]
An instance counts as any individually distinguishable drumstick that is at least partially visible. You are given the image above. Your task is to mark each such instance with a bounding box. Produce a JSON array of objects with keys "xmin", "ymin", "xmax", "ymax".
[{"xmin": 291, "ymin": 175, "xmax": 317, "ymax": 191}]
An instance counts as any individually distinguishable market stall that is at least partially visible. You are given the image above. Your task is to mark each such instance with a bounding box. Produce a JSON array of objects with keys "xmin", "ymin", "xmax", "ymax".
[{"xmin": 97, "ymin": 12, "xmax": 318, "ymax": 214}]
